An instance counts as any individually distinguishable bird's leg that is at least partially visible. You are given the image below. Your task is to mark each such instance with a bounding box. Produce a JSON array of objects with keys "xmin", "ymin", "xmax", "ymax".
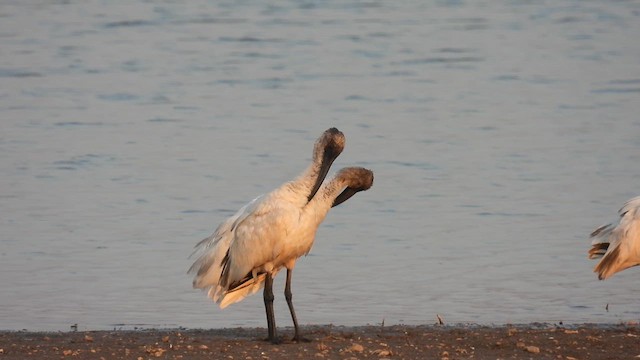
[
  {"xmin": 285, "ymin": 268, "xmax": 310, "ymax": 342},
  {"xmin": 263, "ymin": 272, "xmax": 279, "ymax": 344}
]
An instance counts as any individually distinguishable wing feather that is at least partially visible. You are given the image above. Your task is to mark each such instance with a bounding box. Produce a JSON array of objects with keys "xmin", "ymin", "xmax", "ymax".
[
  {"xmin": 590, "ymin": 197, "xmax": 640, "ymax": 279},
  {"xmin": 188, "ymin": 196, "xmax": 263, "ymax": 290}
]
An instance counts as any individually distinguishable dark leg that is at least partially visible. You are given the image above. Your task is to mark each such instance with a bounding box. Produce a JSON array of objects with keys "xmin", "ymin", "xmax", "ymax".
[
  {"xmin": 263, "ymin": 272, "xmax": 279, "ymax": 344},
  {"xmin": 285, "ymin": 268, "xmax": 310, "ymax": 342}
]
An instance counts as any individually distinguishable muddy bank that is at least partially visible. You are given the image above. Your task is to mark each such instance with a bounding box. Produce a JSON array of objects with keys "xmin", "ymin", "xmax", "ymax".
[{"xmin": 1, "ymin": 323, "xmax": 638, "ymax": 359}]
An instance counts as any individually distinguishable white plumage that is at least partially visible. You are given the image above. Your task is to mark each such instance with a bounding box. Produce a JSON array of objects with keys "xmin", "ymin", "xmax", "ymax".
[
  {"xmin": 189, "ymin": 128, "xmax": 373, "ymax": 343},
  {"xmin": 190, "ymin": 196, "xmax": 265, "ymax": 308},
  {"xmin": 588, "ymin": 196, "xmax": 640, "ymax": 280}
]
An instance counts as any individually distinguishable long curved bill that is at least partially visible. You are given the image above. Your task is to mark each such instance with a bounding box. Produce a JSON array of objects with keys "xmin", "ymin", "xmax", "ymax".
[
  {"xmin": 332, "ymin": 187, "xmax": 361, "ymax": 207},
  {"xmin": 307, "ymin": 147, "xmax": 340, "ymax": 202}
]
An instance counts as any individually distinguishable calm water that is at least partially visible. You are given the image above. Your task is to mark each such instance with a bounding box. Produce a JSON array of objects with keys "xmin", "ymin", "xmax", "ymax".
[{"xmin": 1, "ymin": 1, "xmax": 640, "ymax": 331}]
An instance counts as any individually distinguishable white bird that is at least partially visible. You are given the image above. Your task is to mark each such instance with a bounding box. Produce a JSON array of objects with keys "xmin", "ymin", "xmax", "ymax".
[
  {"xmin": 588, "ymin": 196, "xmax": 640, "ymax": 280},
  {"xmin": 189, "ymin": 128, "xmax": 373, "ymax": 343}
]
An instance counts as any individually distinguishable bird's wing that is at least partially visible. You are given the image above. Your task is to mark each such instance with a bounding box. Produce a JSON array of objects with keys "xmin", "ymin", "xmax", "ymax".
[
  {"xmin": 588, "ymin": 223, "xmax": 614, "ymax": 259},
  {"xmin": 588, "ymin": 196, "xmax": 640, "ymax": 256},
  {"xmin": 188, "ymin": 195, "xmax": 263, "ymax": 289},
  {"xmin": 618, "ymin": 199, "xmax": 640, "ymax": 266},
  {"xmin": 220, "ymin": 195, "xmax": 299, "ymax": 289},
  {"xmin": 214, "ymin": 202, "xmax": 297, "ymax": 308},
  {"xmin": 592, "ymin": 199, "xmax": 640, "ymax": 279},
  {"xmin": 619, "ymin": 196, "xmax": 640, "ymax": 217}
]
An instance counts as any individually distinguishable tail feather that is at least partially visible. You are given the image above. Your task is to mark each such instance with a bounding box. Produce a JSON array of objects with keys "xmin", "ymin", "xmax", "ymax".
[
  {"xmin": 588, "ymin": 197, "xmax": 640, "ymax": 279},
  {"xmin": 590, "ymin": 223, "xmax": 613, "ymax": 238},
  {"xmin": 588, "ymin": 222, "xmax": 617, "ymax": 279},
  {"xmin": 189, "ymin": 235, "xmax": 229, "ymax": 289},
  {"xmin": 593, "ymin": 245, "xmax": 622, "ymax": 280},
  {"xmin": 216, "ymin": 272, "xmax": 268, "ymax": 309},
  {"xmin": 189, "ymin": 224, "xmax": 234, "ymax": 292},
  {"xmin": 588, "ymin": 242, "xmax": 609, "ymax": 259},
  {"xmin": 618, "ymin": 195, "xmax": 640, "ymax": 217},
  {"xmin": 190, "ymin": 195, "xmax": 275, "ymax": 308},
  {"xmin": 588, "ymin": 223, "xmax": 613, "ymax": 260},
  {"xmin": 588, "ymin": 196, "xmax": 640, "ymax": 280}
]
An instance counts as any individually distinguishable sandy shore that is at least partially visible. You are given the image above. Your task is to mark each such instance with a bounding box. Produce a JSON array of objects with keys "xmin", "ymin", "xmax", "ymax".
[{"xmin": 0, "ymin": 323, "xmax": 638, "ymax": 359}]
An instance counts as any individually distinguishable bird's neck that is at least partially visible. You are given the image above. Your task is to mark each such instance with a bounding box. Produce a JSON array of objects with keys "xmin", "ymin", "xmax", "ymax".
[
  {"xmin": 284, "ymin": 160, "xmax": 325, "ymax": 202},
  {"xmin": 302, "ymin": 177, "xmax": 346, "ymax": 222}
]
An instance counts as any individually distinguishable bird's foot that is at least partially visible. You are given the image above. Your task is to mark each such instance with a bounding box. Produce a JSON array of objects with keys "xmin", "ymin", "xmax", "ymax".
[
  {"xmin": 292, "ymin": 335, "xmax": 312, "ymax": 343},
  {"xmin": 264, "ymin": 336, "xmax": 283, "ymax": 345}
]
